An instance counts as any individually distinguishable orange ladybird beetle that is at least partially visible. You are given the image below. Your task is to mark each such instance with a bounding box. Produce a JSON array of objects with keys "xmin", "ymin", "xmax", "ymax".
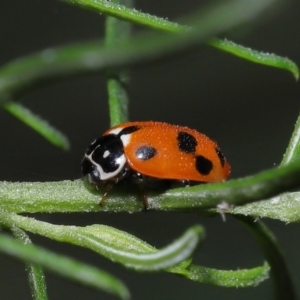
[{"xmin": 81, "ymin": 121, "xmax": 231, "ymax": 204}]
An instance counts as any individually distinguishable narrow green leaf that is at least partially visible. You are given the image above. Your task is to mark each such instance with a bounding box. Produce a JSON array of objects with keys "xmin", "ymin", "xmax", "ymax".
[
  {"xmin": 59, "ymin": 0, "xmax": 184, "ymax": 32},
  {"xmin": 0, "ymin": 0, "xmax": 293, "ymax": 106},
  {"xmin": 0, "ymin": 233, "xmax": 130, "ymax": 300},
  {"xmin": 180, "ymin": 262, "xmax": 270, "ymax": 287},
  {"xmin": 236, "ymin": 216, "xmax": 296, "ymax": 299},
  {"xmin": 0, "ymin": 212, "xmax": 203, "ymax": 271},
  {"xmin": 0, "ymin": 212, "xmax": 270, "ymax": 289},
  {"xmin": 77, "ymin": 224, "xmax": 204, "ymax": 271},
  {"xmin": 3, "ymin": 101, "xmax": 69, "ymax": 150},
  {"xmin": 86, "ymin": 225, "xmax": 269, "ymax": 287},
  {"xmin": 281, "ymin": 112, "xmax": 300, "ymax": 165},
  {"xmin": 60, "ymin": 0, "xmax": 298, "ymax": 78},
  {"xmin": 208, "ymin": 38, "xmax": 299, "ymax": 80},
  {"xmin": 11, "ymin": 227, "xmax": 48, "ymax": 300},
  {"xmin": 230, "ymin": 192, "xmax": 300, "ymax": 223}
]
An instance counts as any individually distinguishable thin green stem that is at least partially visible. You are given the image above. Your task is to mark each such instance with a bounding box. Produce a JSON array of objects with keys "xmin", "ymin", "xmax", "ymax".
[
  {"xmin": 11, "ymin": 227, "xmax": 48, "ymax": 300},
  {"xmin": 1, "ymin": 159, "xmax": 300, "ymax": 215},
  {"xmin": 3, "ymin": 101, "xmax": 69, "ymax": 150},
  {"xmin": 104, "ymin": 0, "xmax": 132, "ymax": 125},
  {"xmin": 153, "ymin": 160, "xmax": 300, "ymax": 211},
  {"xmin": 235, "ymin": 215, "xmax": 296, "ymax": 300}
]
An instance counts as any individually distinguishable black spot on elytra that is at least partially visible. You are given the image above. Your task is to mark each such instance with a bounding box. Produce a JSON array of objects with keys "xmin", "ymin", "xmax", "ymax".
[
  {"xmin": 215, "ymin": 147, "xmax": 226, "ymax": 167},
  {"xmin": 177, "ymin": 131, "xmax": 197, "ymax": 153},
  {"xmin": 195, "ymin": 155, "xmax": 213, "ymax": 175},
  {"xmin": 135, "ymin": 146, "xmax": 157, "ymax": 160},
  {"xmin": 118, "ymin": 125, "xmax": 140, "ymax": 137}
]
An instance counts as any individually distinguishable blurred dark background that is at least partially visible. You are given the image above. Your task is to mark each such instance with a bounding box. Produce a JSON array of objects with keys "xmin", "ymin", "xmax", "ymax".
[{"xmin": 1, "ymin": 0, "xmax": 300, "ymax": 299}]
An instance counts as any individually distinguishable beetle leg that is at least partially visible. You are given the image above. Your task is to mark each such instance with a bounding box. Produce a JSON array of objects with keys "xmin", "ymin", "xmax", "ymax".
[{"xmin": 99, "ymin": 183, "xmax": 114, "ymax": 206}]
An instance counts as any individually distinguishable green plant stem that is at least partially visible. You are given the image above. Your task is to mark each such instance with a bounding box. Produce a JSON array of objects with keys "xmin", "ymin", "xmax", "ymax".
[
  {"xmin": 1, "ymin": 159, "xmax": 300, "ymax": 215},
  {"xmin": 106, "ymin": 72, "xmax": 129, "ymax": 126},
  {"xmin": 235, "ymin": 215, "xmax": 296, "ymax": 300},
  {"xmin": 153, "ymin": 160, "xmax": 300, "ymax": 211},
  {"xmin": 11, "ymin": 227, "xmax": 48, "ymax": 300},
  {"xmin": 104, "ymin": 0, "xmax": 132, "ymax": 126}
]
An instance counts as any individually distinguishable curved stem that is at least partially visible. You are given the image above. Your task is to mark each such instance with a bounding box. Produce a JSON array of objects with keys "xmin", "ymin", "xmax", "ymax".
[{"xmin": 235, "ymin": 215, "xmax": 296, "ymax": 300}]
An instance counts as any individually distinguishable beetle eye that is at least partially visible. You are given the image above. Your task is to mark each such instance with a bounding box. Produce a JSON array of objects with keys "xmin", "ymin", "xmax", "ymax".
[{"xmin": 81, "ymin": 157, "xmax": 100, "ymax": 184}]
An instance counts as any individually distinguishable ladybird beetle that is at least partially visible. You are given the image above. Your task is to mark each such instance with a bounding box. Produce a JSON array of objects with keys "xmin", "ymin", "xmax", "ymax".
[{"xmin": 81, "ymin": 121, "xmax": 231, "ymax": 205}]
